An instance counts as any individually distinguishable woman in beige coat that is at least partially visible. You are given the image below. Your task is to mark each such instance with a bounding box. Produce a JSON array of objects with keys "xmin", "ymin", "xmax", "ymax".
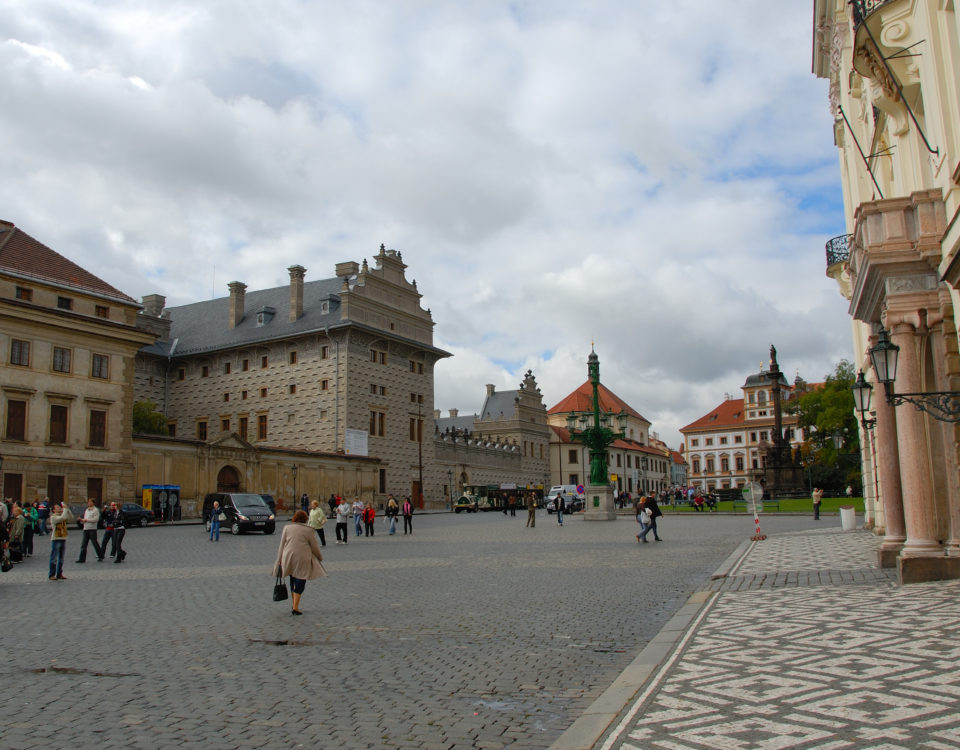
[{"xmin": 274, "ymin": 510, "xmax": 326, "ymax": 615}]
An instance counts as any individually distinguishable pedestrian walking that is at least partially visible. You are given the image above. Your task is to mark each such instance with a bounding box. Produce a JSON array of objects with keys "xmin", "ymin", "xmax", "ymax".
[
  {"xmin": 273, "ymin": 510, "xmax": 326, "ymax": 616},
  {"xmin": 645, "ymin": 493, "xmax": 663, "ymax": 541},
  {"xmin": 47, "ymin": 502, "xmax": 73, "ymax": 580},
  {"xmin": 335, "ymin": 497, "xmax": 351, "ymax": 544},
  {"xmin": 635, "ymin": 497, "xmax": 653, "ymax": 543},
  {"xmin": 526, "ymin": 492, "xmax": 536, "ymax": 527},
  {"xmin": 328, "ymin": 494, "xmax": 338, "ymax": 517},
  {"xmin": 812, "ymin": 487, "xmax": 823, "ymax": 520},
  {"xmin": 363, "ymin": 502, "xmax": 376, "ymax": 536},
  {"xmin": 352, "ymin": 498, "xmax": 364, "ymax": 537},
  {"xmin": 386, "ymin": 496, "xmax": 399, "ymax": 535},
  {"xmin": 76, "ymin": 499, "xmax": 104, "ymax": 562},
  {"xmin": 300, "ymin": 492, "xmax": 309, "ymax": 514},
  {"xmin": 307, "ymin": 500, "xmax": 328, "ymax": 546},
  {"xmin": 112, "ymin": 505, "xmax": 127, "ymax": 563},
  {"xmin": 209, "ymin": 500, "xmax": 222, "ymax": 541},
  {"xmin": 556, "ymin": 494, "xmax": 565, "ymax": 526},
  {"xmin": 402, "ymin": 497, "xmax": 413, "ymax": 535},
  {"xmin": 100, "ymin": 502, "xmax": 119, "ymax": 557},
  {"xmin": 508, "ymin": 494, "xmax": 517, "ymax": 517}
]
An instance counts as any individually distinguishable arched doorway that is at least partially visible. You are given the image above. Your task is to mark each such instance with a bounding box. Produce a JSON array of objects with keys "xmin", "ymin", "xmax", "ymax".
[{"xmin": 217, "ymin": 465, "xmax": 241, "ymax": 493}]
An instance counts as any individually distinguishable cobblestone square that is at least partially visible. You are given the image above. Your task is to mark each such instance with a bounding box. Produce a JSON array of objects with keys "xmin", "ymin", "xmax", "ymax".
[{"xmin": 2, "ymin": 511, "xmax": 824, "ymax": 749}]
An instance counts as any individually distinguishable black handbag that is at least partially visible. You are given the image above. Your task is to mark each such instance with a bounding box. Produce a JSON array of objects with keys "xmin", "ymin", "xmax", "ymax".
[
  {"xmin": 8, "ymin": 541, "xmax": 22, "ymax": 562},
  {"xmin": 273, "ymin": 572, "xmax": 288, "ymax": 602},
  {"xmin": 1, "ymin": 554, "xmax": 12, "ymax": 572}
]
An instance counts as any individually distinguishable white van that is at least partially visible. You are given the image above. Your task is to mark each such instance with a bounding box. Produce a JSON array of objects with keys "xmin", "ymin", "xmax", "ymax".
[{"xmin": 545, "ymin": 485, "xmax": 583, "ymax": 514}]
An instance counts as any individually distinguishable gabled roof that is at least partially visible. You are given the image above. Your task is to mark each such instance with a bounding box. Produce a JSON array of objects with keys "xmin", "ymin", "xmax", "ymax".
[
  {"xmin": 549, "ymin": 425, "xmax": 665, "ymax": 455},
  {"xmin": 548, "ymin": 381, "xmax": 648, "ymax": 423},
  {"xmin": 680, "ymin": 398, "xmax": 745, "ymax": 432},
  {"xmin": 671, "ymin": 450, "xmax": 686, "ymax": 465},
  {"xmin": 0, "ymin": 220, "xmax": 137, "ymax": 304},
  {"xmin": 479, "ymin": 389, "xmax": 519, "ymax": 421}
]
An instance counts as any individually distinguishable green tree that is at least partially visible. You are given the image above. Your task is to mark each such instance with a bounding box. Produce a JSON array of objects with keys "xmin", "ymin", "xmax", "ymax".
[
  {"xmin": 787, "ymin": 360, "xmax": 861, "ymax": 494},
  {"xmin": 133, "ymin": 400, "xmax": 169, "ymax": 435}
]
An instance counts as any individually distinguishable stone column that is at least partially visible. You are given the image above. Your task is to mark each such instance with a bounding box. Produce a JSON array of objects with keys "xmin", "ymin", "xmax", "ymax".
[
  {"xmin": 873, "ymin": 381, "xmax": 906, "ymax": 567},
  {"xmin": 930, "ymin": 297, "xmax": 960, "ymax": 555},
  {"xmin": 888, "ymin": 317, "xmax": 945, "ymax": 581}
]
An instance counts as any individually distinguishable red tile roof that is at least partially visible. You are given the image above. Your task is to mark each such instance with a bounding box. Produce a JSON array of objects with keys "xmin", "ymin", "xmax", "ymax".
[
  {"xmin": 548, "ymin": 381, "xmax": 647, "ymax": 422},
  {"xmin": 680, "ymin": 398, "xmax": 745, "ymax": 432},
  {"xmin": 550, "ymin": 425, "xmax": 665, "ymax": 455},
  {"xmin": 0, "ymin": 220, "xmax": 137, "ymax": 304}
]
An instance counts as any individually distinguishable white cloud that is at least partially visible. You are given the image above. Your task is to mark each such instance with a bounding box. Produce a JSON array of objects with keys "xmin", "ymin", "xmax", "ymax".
[{"xmin": 0, "ymin": 0, "xmax": 849, "ymax": 447}]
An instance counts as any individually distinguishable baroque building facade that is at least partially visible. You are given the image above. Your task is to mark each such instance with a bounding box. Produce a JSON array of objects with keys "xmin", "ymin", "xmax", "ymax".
[
  {"xmin": 813, "ymin": 0, "xmax": 960, "ymax": 581},
  {"xmin": 680, "ymin": 365, "xmax": 806, "ymax": 494}
]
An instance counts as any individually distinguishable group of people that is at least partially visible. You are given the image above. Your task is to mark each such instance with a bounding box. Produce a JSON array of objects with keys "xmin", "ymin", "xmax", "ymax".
[
  {"xmin": 1, "ymin": 496, "xmax": 128, "ymax": 581},
  {"xmin": 321, "ymin": 494, "xmax": 414, "ymax": 545},
  {"xmin": 635, "ymin": 494, "xmax": 664, "ymax": 543}
]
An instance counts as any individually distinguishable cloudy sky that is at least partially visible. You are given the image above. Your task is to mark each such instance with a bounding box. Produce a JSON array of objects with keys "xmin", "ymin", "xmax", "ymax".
[{"xmin": 1, "ymin": 1, "xmax": 849, "ymax": 447}]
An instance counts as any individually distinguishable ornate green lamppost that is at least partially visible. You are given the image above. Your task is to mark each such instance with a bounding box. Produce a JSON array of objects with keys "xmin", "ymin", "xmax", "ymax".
[{"xmin": 565, "ymin": 349, "xmax": 627, "ymax": 520}]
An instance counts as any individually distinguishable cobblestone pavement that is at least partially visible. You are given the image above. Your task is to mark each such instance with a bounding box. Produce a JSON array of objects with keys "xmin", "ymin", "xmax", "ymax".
[
  {"xmin": 590, "ymin": 526, "xmax": 960, "ymax": 750},
  {"xmin": 2, "ymin": 511, "xmax": 823, "ymax": 749}
]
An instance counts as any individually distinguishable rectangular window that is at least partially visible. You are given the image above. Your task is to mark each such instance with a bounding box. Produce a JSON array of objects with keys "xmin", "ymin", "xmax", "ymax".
[
  {"xmin": 616, "ymin": 453, "xmax": 621, "ymax": 467},
  {"xmin": 378, "ymin": 469, "xmax": 386, "ymax": 494},
  {"xmin": 760, "ymin": 431, "xmax": 768, "ymax": 441},
  {"xmin": 197, "ymin": 420, "xmax": 208, "ymax": 441},
  {"xmin": 719, "ymin": 436, "xmax": 728, "ymax": 445},
  {"xmin": 380, "ymin": 386, "xmax": 387, "ymax": 396},
  {"xmin": 221, "ymin": 418, "xmax": 230, "ymax": 433},
  {"xmin": 409, "ymin": 417, "xmax": 416, "ymax": 441},
  {"xmin": 706, "ymin": 458, "xmax": 715, "ymax": 473},
  {"xmin": 568, "ymin": 449, "xmax": 577, "ymax": 463},
  {"xmin": 6, "ymin": 400, "xmax": 27, "ymax": 441},
  {"xmin": 15, "ymin": 286, "xmax": 32, "ymax": 301},
  {"xmin": 321, "ymin": 380, "xmax": 329, "ymax": 391},
  {"xmin": 750, "ymin": 432, "xmax": 757, "ymax": 442},
  {"xmin": 692, "ymin": 459, "xmax": 700, "ymax": 474},
  {"xmin": 47, "ymin": 475, "xmax": 65, "ymax": 504},
  {"xmin": 241, "ymin": 390, "xmax": 248, "ymax": 400},
  {"xmin": 690, "ymin": 438, "xmax": 699, "ymax": 447},
  {"xmin": 52, "ymin": 347, "xmax": 71, "ymax": 373},
  {"xmin": 49, "ymin": 404, "xmax": 68, "ymax": 444},
  {"xmin": 201, "ymin": 365, "xmax": 209, "ymax": 378},
  {"xmin": 569, "ymin": 474, "xmax": 579, "ymax": 485},
  {"xmin": 223, "ymin": 393, "xmax": 230, "ymax": 402},
  {"xmin": 224, "ymin": 362, "xmax": 231, "ymax": 374},
  {"xmin": 95, "ymin": 305, "xmax": 109, "ymax": 319},
  {"xmin": 721, "ymin": 457, "xmax": 729, "ymax": 472},
  {"xmin": 177, "ymin": 368, "xmax": 185, "ymax": 381},
  {"xmin": 257, "ymin": 414, "xmax": 268, "ymax": 440},
  {"xmin": 239, "ymin": 417, "xmax": 248, "ymax": 441},
  {"xmin": 289, "ymin": 384, "xmax": 296, "ymax": 394},
  {"xmin": 91, "ymin": 354, "xmax": 109, "ymax": 379},
  {"xmin": 705, "ymin": 437, "xmax": 713, "ymax": 446},
  {"xmin": 260, "ymin": 387, "xmax": 267, "ymax": 398},
  {"xmin": 57, "ymin": 296, "xmax": 73, "ymax": 310},
  {"xmin": 10, "ymin": 339, "xmax": 30, "ymax": 366},
  {"xmin": 89, "ymin": 409, "xmax": 107, "ymax": 447},
  {"xmin": 321, "ymin": 346, "xmax": 329, "ymax": 359},
  {"xmin": 734, "ymin": 435, "xmax": 743, "ymax": 444},
  {"xmin": 735, "ymin": 456, "xmax": 744, "ymax": 471},
  {"xmin": 371, "ymin": 383, "xmax": 378, "ymax": 395},
  {"xmin": 242, "ymin": 359, "xmax": 249, "ymax": 371},
  {"xmin": 289, "ymin": 351, "xmax": 297, "ymax": 364},
  {"xmin": 369, "ymin": 410, "xmax": 385, "ymax": 437},
  {"xmin": 167, "ymin": 422, "xmax": 177, "ymax": 437},
  {"xmin": 261, "ymin": 355, "xmax": 268, "ymax": 369}
]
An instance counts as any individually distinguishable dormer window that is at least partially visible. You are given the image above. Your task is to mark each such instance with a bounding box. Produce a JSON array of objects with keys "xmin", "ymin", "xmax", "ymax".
[
  {"xmin": 256, "ymin": 306, "xmax": 276, "ymax": 327},
  {"xmin": 320, "ymin": 301, "xmax": 329, "ymax": 314}
]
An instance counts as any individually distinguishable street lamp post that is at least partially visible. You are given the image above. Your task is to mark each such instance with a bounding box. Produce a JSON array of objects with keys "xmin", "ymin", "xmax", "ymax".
[
  {"xmin": 851, "ymin": 369, "xmax": 882, "ymax": 515},
  {"xmin": 565, "ymin": 348, "xmax": 626, "ymax": 521}
]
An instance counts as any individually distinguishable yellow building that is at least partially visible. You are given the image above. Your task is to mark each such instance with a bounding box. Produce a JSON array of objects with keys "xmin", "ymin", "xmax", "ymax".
[
  {"xmin": 0, "ymin": 221, "xmax": 154, "ymax": 506},
  {"xmin": 813, "ymin": 0, "xmax": 960, "ymax": 582}
]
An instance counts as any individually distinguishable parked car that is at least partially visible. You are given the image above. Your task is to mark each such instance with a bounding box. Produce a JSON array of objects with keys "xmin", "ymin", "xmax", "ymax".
[
  {"xmin": 120, "ymin": 502, "xmax": 155, "ymax": 527},
  {"xmin": 259, "ymin": 494, "xmax": 277, "ymax": 514},
  {"xmin": 454, "ymin": 496, "xmax": 478, "ymax": 513},
  {"xmin": 202, "ymin": 492, "xmax": 276, "ymax": 535}
]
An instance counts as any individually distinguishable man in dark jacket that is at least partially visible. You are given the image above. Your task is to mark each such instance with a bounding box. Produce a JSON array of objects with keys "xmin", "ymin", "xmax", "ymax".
[{"xmin": 645, "ymin": 493, "xmax": 663, "ymax": 541}]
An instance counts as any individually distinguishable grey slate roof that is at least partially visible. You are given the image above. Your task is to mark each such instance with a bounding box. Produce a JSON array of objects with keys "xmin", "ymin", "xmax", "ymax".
[
  {"xmin": 479, "ymin": 390, "xmax": 520, "ymax": 421},
  {"xmin": 164, "ymin": 277, "xmax": 344, "ymax": 355},
  {"xmin": 743, "ymin": 371, "xmax": 789, "ymax": 388}
]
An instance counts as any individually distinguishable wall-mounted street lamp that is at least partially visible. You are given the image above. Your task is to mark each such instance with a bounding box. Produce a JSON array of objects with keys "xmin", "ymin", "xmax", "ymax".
[{"xmin": 865, "ymin": 327, "xmax": 960, "ymax": 423}]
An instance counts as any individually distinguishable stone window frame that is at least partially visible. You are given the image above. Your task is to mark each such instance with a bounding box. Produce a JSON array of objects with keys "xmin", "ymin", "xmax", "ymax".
[
  {"xmin": 52, "ymin": 346, "xmax": 72, "ymax": 374},
  {"xmin": 91, "ymin": 353, "xmax": 110, "ymax": 380},
  {"xmin": 10, "ymin": 339, "xmax": 30, "ymax": 367}
]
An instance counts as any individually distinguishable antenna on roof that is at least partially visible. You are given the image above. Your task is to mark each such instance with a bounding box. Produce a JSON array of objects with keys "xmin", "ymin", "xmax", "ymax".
[{"xmin": 211, "ymin": 265, "xmax": 216, "ymax": 299}]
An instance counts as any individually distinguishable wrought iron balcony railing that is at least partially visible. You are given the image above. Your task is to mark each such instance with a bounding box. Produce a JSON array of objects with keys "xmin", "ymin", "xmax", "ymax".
[
  {"xmin": 851, "ymin": 0, "xmax": 896, "ymax": 30},
  {"xmin": 825, "ymin": 234, "xmax": 852, "ymax": 267}
]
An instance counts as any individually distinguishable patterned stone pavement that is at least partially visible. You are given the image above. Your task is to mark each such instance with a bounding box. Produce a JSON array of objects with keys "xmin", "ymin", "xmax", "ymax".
[{"xmin": 586, "ymin": 528, "xmax": 960, "ymax": 750}]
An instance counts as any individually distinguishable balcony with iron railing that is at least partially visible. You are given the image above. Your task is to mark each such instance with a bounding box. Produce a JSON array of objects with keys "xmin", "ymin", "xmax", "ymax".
[
  {"xmin": 850, "ymin": 0, "xmax": 896, "ymax": 30},
  {"xmin": 825, "ymin": 233, "xmax": 852, "ymax": 268}
]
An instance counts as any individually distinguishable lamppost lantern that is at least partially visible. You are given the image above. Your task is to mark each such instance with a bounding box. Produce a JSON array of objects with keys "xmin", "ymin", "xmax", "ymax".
[
  {"xmin": 866, "ymin": 327, "xmax": 960, "ymax": 422},
  {"xmin": 869, "ymin": 327, "xmax": 899, "ymax": 385},
  {"xmin": 566, "ymin": 411, "xmax": 577, "ymax": 431},
  {"xmin": 852, "ymin": 369, "xmax": 873, "ymax": 416},
  {"xmin": 616, "ymin": 410, "xmax": 628, "ymax": 432},
  {"xmin": 578, "ymin": 414, "xmax": 588, "ymax": 429},
  {"xmin": 832, "ymin": 431, "xmax": 843, "ymax": 450}
]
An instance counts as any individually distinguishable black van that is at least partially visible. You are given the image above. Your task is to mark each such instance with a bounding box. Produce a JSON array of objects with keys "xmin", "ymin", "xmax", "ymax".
[{"xmin": 202, "ymin": 493, "xmax": 276, "ymax": 535}]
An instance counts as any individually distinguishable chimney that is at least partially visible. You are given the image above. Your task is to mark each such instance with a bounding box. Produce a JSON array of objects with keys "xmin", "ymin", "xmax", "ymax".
[
  {"xmin": 485, "ymin": 384, "xmax": 496, "ymax": 397},
  {"xmin": 228, "ymin": 281, "xmax": 246, "ymax": 329},
  {"xmin": 141, "ymin": 294, "xmax": 165, "ymax": 317},
  {"xmin": 288, "ymin": 265, "xmax": 306, "ymax": 322},
  {"xmin": 433, "ymin": 409, "xmax": 440, "ymax": 419},
  {"xmin": 449, "ymin": 408, "xmax": 459, "ymax": 418}
]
